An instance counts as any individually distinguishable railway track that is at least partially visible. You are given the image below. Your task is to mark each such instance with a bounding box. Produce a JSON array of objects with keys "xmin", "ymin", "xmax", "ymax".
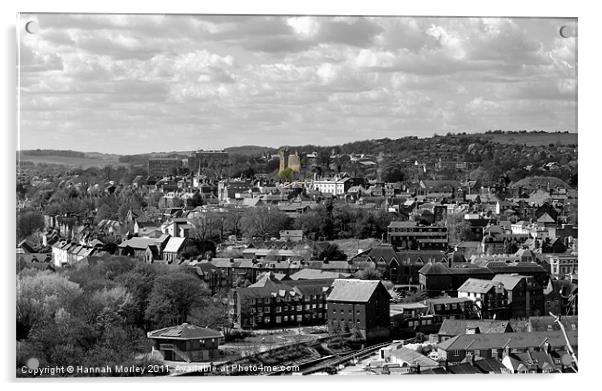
[{"xmin": 299, "ymin": 341, "xmax": 391, "ymax": 375}]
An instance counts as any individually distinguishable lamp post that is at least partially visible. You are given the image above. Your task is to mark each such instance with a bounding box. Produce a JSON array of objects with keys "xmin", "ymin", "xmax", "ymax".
[{"xmin": 549, "ymin": 312, "xmax": 578, "ymax": 369}]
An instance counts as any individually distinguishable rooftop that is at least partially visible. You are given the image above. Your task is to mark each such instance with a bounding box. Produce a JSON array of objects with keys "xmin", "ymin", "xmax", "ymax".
[
  {"xmin": 327, "ymin": 279, "xmax": 389, "ymax": 303},
  {"xmin": 147, "ymin": 323, "xmax": 223, "ymax": 340}
]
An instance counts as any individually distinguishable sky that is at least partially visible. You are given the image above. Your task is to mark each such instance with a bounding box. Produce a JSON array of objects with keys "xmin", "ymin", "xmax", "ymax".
[{"xmin": 18, "ymin": 14, "xmax": 577, "ymax": 154}]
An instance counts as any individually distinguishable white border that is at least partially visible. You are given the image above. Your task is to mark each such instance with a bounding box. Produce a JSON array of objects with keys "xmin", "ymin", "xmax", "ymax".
[{"xmin": 2, "ymin": 1, "xmax": 599, "ymax": 391}]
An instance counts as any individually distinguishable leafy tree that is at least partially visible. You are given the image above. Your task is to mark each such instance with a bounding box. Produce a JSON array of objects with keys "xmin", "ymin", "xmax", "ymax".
[
  {"xmin": 356, "ymin": 268, "xmax": 382, "ymax": 280},
  {"xmin": 279, "ymin": 167, "xmax": 295, "ymax": 182},
  {"xmin": 145, "ymin": 271, "xmax": 209, "ymax": 328},
  {"xmin": 115, "ymin": 263, "xmax": 157, "ymax": 328},
  {"xmin": 17, "ymin": 210, "xmax": 45, "ymax": 241},
  {"xmin": 382, "ymin": 164, "xmax": 405, "ymax": 182},
  {"xmin": 188, "ymin": 294, "xmax": 233, "ymax": 337},
  {"xmin": 17, "ymin": 271, "xmax": 83, "ymax": 340},
  {"xmin": 189, "ymin": 213, "xmax": 223, "ymax": 242},
  {"xmin": 314, "ymin": 242, "xmax": 346, "ymax": 261},
  {"xmin": 240, "ymin": 207, "xmax": 290, "ymax": 239}
]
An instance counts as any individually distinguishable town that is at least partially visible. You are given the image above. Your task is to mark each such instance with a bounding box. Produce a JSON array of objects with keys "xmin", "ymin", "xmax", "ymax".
[{"xmin": 16, "ymin": 131, "xmax": 578, "ymax": 376}]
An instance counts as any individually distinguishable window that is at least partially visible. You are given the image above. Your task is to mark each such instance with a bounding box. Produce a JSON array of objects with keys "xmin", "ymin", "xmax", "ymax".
[
  {"xmin": 275, "ymin": 316, "xmax": 281, "ymax": 324},
  {"xmin": 296, "ymin": 315, "xmax": 302, "ymax": 322}
]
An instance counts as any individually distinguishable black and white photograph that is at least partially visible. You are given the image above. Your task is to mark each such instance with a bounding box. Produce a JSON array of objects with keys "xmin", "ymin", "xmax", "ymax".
[{"xmin": 14, "ymin": 10, "xmax": 580, "ymax": 379}]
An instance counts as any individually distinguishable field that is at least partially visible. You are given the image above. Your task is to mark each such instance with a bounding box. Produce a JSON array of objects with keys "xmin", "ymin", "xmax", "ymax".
[
  {"xmin": 17, "ymin": 152, "xmax": 124, "ymax": 168},
  {"xmin": 484, "ymin": 132, "xmax": 577, "ymax": 146}
]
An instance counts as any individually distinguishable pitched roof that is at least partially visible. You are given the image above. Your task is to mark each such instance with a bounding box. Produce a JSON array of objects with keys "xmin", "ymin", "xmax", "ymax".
[
  {"xmin": 326, "ymin": 279, "xmax": 389, "ymax": 303},
  {"xmin": 491, "ymin": 274, "xmax": 528, "ymax": 290},
  {"xmin": 388, "ymin": 347, "xmax": 440, "ymax": 368},
  {"xmin": 147, "ymin": 323, "xmax": 223, "ymax": 340},
  {"xmin": 484, "ymin": 261, "xmax": 547, "ymax": 274},
  {"xmin": 288, "ymin": 268, "xmax": 350, "ymax": 280},
  {"xmin": 457, "ymin": 278, "xmax": 498, "ymax": 294},
  {"xmin": 388, "ymin": 221, "xmax": 418, "ymax": 228},
  {"xmin": 164, "ymin": 237, "xmax": 187, "ymax": 253},
  {"xmin": 438, "ymin": 319, "xmax": 512, "ymax": 336},
  {"xmin": 118, "ymin": 236, "xmax": 163, "ymax": 250},
  {"xmin": 528, "ymin": 315, "xmax": 578, "ymax": 332},
  {"xmin": 437, "ymin": 330, "xmax": 578, "ymax": 352},
  {"xmin": 473, "ymin": 357, "xmax": 508, "ymax": 374},
  {"xmin": 446, "ymin": 362, "xmax": 482, "ymax": 374},
  {"xmin": 418, "ymin": 262, "xmax": 450, "ymax": 275}
]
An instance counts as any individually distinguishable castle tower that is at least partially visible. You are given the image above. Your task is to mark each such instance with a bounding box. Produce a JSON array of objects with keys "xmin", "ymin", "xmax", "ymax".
[
  {"xmin": 288, "ymin": 151, "xmax": 301, "ymax": 173},
  {"xmin": 279, "ymin": 148, "xmax": 290, "ymax": 173}
]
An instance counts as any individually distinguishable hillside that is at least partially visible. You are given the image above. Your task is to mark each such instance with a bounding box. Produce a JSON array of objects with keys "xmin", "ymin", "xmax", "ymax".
[
  {"xmin": 509, "ymin": 176, "xmax": 571, "ymax": 190},
  {"xmin": 17, "ymin": 150, "xmax": 124, "ymax": 168},
  {"xmin": 482, "ymin": 131, "xmax": 577, "ymax": 146},
  {"xmin": 224, "ymin": 145, "xmax": 277, "ymax": 156}
]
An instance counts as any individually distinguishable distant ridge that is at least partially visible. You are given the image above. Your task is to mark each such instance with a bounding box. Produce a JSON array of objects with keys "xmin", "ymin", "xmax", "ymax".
[
  {"xmin": 18, "ymin": 131, "xmax": 577, "ymax": 158},
  {"xmin": 224, "ymin": 145, "xmax": 276, "ymax": 156}
]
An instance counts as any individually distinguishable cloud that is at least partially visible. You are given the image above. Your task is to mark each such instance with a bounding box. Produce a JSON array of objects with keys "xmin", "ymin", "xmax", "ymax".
[{"xmin": 18, "ymin": 15, "xmax": 577, "ymax": 153}]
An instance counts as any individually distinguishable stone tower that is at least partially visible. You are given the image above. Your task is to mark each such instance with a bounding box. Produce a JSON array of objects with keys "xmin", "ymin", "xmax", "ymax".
[{"xmin": 279, "ymin": 148, "xmax": 290, "ymax": 173}]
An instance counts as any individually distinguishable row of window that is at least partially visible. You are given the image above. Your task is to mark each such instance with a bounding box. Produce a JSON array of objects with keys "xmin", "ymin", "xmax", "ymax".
[
  {"xmin": 254, "ymin": 313, "xmax": 324, "ymax": 324},
  {"xmin": 249, "ymin": 296, "xmax": 325, "ymax": 305},
  {"xmin": 251, "ymin": 304, "xmax": 323, "ymax": 314},
  {"xmin": 332, "ymin": 309, "xmax": 361, "ymax": 316},
  {"xmin": 434, "ymin": 303, "xmax": 467, "ymax": 311}
]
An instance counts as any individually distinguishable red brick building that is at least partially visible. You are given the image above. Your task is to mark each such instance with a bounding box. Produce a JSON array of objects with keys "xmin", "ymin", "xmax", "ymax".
[{"xmin": 326, "ymin": 279, "xmax": 391, "ymax": 342}]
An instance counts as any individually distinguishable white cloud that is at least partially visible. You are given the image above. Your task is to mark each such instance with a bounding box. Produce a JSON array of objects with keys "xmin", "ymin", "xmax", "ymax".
[{"xmin": 18, "ymin": 14, "xmax": 578, "ymax": 153}]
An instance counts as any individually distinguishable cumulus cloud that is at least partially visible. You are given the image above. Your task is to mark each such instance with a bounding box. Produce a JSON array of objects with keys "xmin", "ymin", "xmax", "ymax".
[{"xmin": 18, "ymin": 14, "xmax": 577, "ymax": 153}]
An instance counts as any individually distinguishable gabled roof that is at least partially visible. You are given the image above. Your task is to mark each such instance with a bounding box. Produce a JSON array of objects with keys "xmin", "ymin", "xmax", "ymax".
[
  {"xmin": 289, "ymin": 268, "xmax": 350, "ymax": 280},
  {"xmin": 473, "ymin": 357, "xmax": 508, "ymax": 374},
  {"xmin": 326, "ymin": 279, "xmax": 390, "ymax": 303},
  {"xmin": 528, "ymin": 315, "xmax": 578, "ymax": 332},
  {"xmin": 147, "ymin": 323, "xmax": 223, "ymax": 340},
  {"xmin": 163, "ymin": 237, "xmax": 187, "ymax": 253},
  {"xmin": 388, "ymin": 347, "xmax": 440, "ymax": 368},
  {"xmin": 457, "ymin": 278, "xmax": 498, "ymax": 294},
  {"xmin": 249, "ymin": 272, "xmax": 286, "ymax": 289},
  {"xmin": 438, "ymin": 319, "xmax": 512, "ymax": 336},
  {"xmin": 418, "ymin": 262, "xmax": 450, "ymax": 275},
  {"xmin": 437, "ymin": 330, "xmax": 578, "ymax": 351},
  {"xmin": 118, "ymin": 236, "xmax": 164, "ymax": 250},
  {"xmin": 491, "ymin": 274, "xmax": 528, "ymax": 291},
  {"xmin": 446, "ymin": 362, "xmax": 482, "ymax": 374}
]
